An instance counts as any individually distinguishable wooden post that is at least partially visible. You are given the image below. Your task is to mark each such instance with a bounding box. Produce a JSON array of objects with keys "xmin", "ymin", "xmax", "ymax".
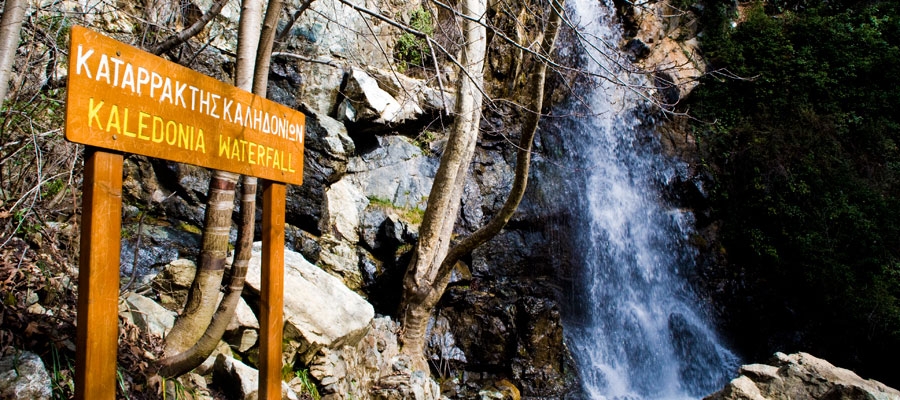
[
  {"xmin": 259, "ymin": 181, "xmax": 286, "ymax": 400},
  {"xmin": 75, "ymin": 149, "xmax": 123, "ymax": 400}
]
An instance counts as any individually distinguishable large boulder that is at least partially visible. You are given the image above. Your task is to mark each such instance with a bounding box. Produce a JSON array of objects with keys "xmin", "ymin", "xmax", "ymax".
[
  {"xmin": 704, "ymin": 352, "xmax": 900, "ymax": 400},
  {"xmin": 243, "ymin": 243, "xmax": 375, "ymax": 366},
  {"xmin": 0, "ymin": 350, "xmax": 51, "ymax": 399}
]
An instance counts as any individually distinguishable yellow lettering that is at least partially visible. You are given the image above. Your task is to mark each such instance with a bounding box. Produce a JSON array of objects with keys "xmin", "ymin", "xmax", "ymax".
[
  {"xmin": 178, "ymin": 125, "xmax": 191, "ymax": 149},
  {"xmin": 87, "ymin": 98, "xmax": 104, "ymax": 128},
  {"xmin": 265, "ymin": 146, "xmax": 273, "ymax": 168},
  {"xmin": 138, "ymin": 112, "xmax": 150, "ymax": 140},
  {"xmin": 231, "ymin": 139, "xmax": 241, "ymax": 160},
  {"xmin": 248, "ymin": 142, "xmax": 256, "ymax": 165},
  {"xmin": 106, "ymin": 105, "xmax": 121, "ymax": 134},
  {"xmin": 152, "ymin": 116, "xmax": 164, "ymax": 143},
  {"xmin": 218, "ymin": 135, "xmax": 230, "ymax": 157},
  {"xmin": 123, "ymin": 108, "xmax": 136, "ymax": 137},
  {"xmin": 165, "ymin": 121, "xmax": 177, "ymax": 145},
  {"xmin": 195, "ymin": 130, "xmax": 206, "ymax": 153},
  {"xmin": 273, "ymin": 148, "xmax": 281, "ymax": 170},
  {"xmin": 287, "ymin": 153, "xmax": 296, "ymax": 173}
]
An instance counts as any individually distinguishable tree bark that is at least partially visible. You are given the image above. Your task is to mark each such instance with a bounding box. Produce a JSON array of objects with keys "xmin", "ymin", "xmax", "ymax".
[
  {"xmin": 398, "ymin": 0, "xmax": 487, "ymax": 372},
  {"xmin": 164, "ymin": 170, "xmax": 239, "ymax": 357},
  {"xmin": 0, "ymin": 0, "xmax": 28, "ymax": 104}
]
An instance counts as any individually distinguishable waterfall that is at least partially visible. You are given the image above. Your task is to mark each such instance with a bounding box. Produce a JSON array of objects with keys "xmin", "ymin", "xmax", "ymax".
[{"xmin": 553, "ymin": 0, "xmax": 740, "ymax": 398}]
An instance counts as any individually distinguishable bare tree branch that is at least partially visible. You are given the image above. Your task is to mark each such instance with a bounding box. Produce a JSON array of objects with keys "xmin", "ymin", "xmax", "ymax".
[{"xmin": 150, "ymin": 0, "xmax": 229, "ymax": 55}]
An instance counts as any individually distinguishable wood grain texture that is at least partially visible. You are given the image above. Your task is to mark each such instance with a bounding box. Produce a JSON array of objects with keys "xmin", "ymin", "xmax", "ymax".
[
  {"xmin": 259, "ymin": 181, "xmax": 286, "ymax": 400},
  {"xmin": 75, "ymin": 149, "xmax": 123, "ymax": 400}
]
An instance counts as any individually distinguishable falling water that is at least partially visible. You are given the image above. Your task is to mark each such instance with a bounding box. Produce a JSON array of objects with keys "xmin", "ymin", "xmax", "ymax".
[{"xmin": 554, "ymin": 0, "xmax": 739, "ymax": 398}]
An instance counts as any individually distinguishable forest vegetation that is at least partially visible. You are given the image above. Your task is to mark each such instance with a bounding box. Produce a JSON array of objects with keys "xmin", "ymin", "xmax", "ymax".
[{"xmin": 687, "ymin": 0, "xmax": 900, "ymax": 386}]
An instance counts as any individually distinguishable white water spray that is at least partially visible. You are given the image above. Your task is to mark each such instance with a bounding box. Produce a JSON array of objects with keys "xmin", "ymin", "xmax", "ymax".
[{"xmin": 558, "ymin": 0, "xmax": 739, "ymax": 398}]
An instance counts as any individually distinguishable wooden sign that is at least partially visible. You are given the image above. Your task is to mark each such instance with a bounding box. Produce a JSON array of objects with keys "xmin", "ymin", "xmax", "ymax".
[
  {"xmin": 66, "ymin": 25, "xmax": 305, "ymax": 185},
  {"xmin": 67, "ymin": 26, "xmax": 294, "ymax": 400}
]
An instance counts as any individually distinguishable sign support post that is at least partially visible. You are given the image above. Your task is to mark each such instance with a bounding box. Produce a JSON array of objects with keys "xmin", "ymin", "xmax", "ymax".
[
  {"xmin": 74, "ymin": 148, "xmax": 123, "ymax": 399},
  {"xmin": 260, "ymin": 181, "xmax": 286, "ymax": 400}
]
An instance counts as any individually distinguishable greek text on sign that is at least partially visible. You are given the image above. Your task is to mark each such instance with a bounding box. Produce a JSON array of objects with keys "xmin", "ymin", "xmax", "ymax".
[{"xmin": 66, "ymin": 26, "xmax": 305, "ymax": 185}]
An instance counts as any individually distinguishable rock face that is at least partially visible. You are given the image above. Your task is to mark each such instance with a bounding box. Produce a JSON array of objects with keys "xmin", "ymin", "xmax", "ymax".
[
  {"xmin": 705, "ymin": 352, "xmax": 900, "ymax": 400},
  {"xmin": 307, "ymin": 317, "xmax": 442, "ymax": 400},
  {"xmin": 243, "ymin": 242, "xmax": 375, "ymax": 366},
  {"xmin": 617, "ymin": 0, "xmax": 706, "ymax": 105}
]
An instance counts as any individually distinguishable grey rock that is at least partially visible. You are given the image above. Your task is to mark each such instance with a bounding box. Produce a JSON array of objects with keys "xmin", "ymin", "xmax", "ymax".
[
  {"xmin": 0, "ymin": 350, "xmax": 51, "ymax": 399},
  {"xmin": 120, "ymin": 291, "xmax": 177, "ymax": 338},
  {"xmin": 346, "ymin": 136, "xmax": 438, "ymax": 209}
]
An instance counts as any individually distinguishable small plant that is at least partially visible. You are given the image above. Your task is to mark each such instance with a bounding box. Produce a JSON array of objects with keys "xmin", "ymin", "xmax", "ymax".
[
  {"xmin": 294, "ymin": 369, "xmax": 321, "ymax": 400},
  {"xmin": 395, "ymin": 7, "xmax": 434, "ymax": 72},
  {"xmin": 49, "ymin": 347, "xmax": 75, "ymax": 399}
]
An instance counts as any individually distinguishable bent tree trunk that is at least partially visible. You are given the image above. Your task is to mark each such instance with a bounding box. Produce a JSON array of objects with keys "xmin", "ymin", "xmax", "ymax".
[{"xmin": 398, "ymin": 0, "xmax": 487, "ymax": 372}]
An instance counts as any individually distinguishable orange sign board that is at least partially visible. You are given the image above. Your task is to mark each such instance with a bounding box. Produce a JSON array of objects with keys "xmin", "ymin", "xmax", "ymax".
[{"xmin": 66, "ymin": 26, "xmax": 305, "ymax": 185}]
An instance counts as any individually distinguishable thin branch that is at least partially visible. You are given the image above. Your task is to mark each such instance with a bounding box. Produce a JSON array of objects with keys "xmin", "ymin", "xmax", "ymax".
[
  {"xmin": 435, "ymin": 0, "xmax": 564, "ymax": 283},
  {"xmin": 275, "ymin": 0, "xmax": 314, "ymax": 44},
  {"xmin": 150, "ymin": 0, "xmax": 228, "ymax": 55},
  {"xmin": 271, "ymin": 52, "xmax": 343, "ymax": 67}
]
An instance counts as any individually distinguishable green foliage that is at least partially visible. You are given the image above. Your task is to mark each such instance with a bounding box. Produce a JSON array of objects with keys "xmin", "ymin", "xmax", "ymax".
[
  {"xmin": 395, "ymin": 7, "xmax": 434, "ymax": 72},
  {"xmin": 294, "ymin": 369, "xmax": 321, "ymax": 400},
  {"xmin": 689, "ymin": 0, "xmax": 900, "ymax": 383}
]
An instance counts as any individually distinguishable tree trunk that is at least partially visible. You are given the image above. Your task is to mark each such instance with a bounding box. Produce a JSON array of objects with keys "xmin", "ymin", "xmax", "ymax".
[
  {"xmin": 398, "ymin": 0, "xmax": 486, "ymax": 372},
  {"xmin": 0, "ymin": 0, "xmax": 27, "ymax": 104}
]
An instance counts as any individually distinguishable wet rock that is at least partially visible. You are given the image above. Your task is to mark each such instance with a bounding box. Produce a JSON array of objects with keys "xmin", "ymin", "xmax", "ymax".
[
  {"xmin": 440, "ymin": 280, "xmax": 576, "ymax": 398},
  {"xmin": 243, "ymin": 242, "xmax": 374, "ymax": 366},
  {"xmin": 704, "ymin": 352, "xmax": 900, "ymax": 400},
  {"xmin": 669, "ymin": 312, "xmax": 734, "ymax": 394},
  {"xmin": 0, "ymin": 350, "xmax": 51, "ymax": 399},
  {"xmin": 121, "ymin": 225, "xmax": 201, "ymax": 287}
]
